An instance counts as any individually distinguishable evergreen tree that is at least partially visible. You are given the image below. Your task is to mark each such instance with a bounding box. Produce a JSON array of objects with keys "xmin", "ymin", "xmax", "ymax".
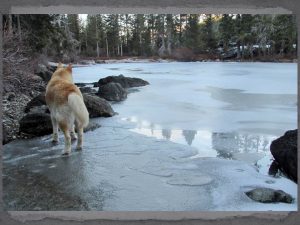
[
  {"xmin": 219, "ymin": 14, "xmax": 235, "ymax": 51},
  {"xmin": 184, "ymin": 14, "xmax": 200, "ymax": 52}
]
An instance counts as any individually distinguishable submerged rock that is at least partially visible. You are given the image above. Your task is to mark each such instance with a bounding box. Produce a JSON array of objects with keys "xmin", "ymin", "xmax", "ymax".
[
  {"xmin": 98, "ymin": 74, "xmax": 149, "ymax": 88},
  {"xmin": 19, "ymin": 113, "xmax": 52, "ymax": 136},
  {"xmin": 97, "ymin": 82, "xmax": 127, "ymax": 101},
  {"xmin": 270, "ymin": 129, "xmax": 297, "ymax": 183},
  {"xmin": 83, "ymin": 122, "xmax": 101, "ymax": 133},
  {"xmin": 245, "ymin": 188, "xmax": 293, "ymax": 203},
  {"xmin": 83, "ymin": 94, "xmax": 115, "ymax": 117}
]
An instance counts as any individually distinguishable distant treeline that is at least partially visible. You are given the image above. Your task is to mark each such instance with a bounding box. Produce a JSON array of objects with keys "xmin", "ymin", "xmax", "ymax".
[{"xmin": 3, "ymin": 14, "xmax": 297, "ymax": 61}]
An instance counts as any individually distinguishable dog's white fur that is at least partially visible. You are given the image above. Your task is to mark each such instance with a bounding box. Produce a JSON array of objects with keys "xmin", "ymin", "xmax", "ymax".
[{"xmin": 45, "ymin": 63, "xmax": 89, "ymax": 155}]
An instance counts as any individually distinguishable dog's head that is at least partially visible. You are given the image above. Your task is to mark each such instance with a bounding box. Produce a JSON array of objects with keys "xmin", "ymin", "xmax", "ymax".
[{"xmin": 52, "ymin": 63, "xmax": 73, "ymax": 83}]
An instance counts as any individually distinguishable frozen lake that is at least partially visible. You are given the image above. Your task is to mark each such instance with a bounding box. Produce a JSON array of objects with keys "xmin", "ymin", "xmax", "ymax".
[
  {"xmin": 74, "ymin": 62, "xmax": 297, "ymax": 162},
  {"xmin": 3, "ymin": 61, "xmax": 297, "ymax": 211}
]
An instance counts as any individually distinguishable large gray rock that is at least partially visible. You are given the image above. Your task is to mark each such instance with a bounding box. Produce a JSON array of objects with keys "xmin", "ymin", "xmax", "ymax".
[
  {"xmin": 97, "ymin": 74, "xmax": 149, "ymax": 88},
  {"xmin": 24, "ymin": 92, "xmax": 114, "ymax": 118},
  {"xmin": 270, "ymin": 129, "xmax": 297, "ymax": 183},
  {"xmin": 97, "ymin": 82, "xmax": 127, "ymax": 102},
  {"xmin": 80, "ymin": 87, "xmax": 96, "ymax": 94},
  {"xmin": 83, "ymin": 94, "xmax": 115, "ymax": 117},
  {"xmin": 2, "ymin": 125, "xmax": 8, "ymax": 145},
  {"xmin": 245, "ymin": 188, "xmax": 293, "ymax": 203},
  {"xmin": 35, "ymin": 64, "xmax": 53, "ymax": 82},
  {"xmin": 19, "ymin": 113, "xmax": 52, "ymax": 136},
  {"xmin": 24, "ymin": 93, "xmax": 47, "ymax": 113}
]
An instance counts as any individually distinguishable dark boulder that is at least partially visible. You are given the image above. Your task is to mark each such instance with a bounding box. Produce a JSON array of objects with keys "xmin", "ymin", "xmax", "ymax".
[
  {"xmin": 245, "ymin": 188, "xmax": 293, "ymax": 203},
  {"xmin": 75, "ymin": 83, "xmax": 87, "ymax": 87},
  {"xmin": 24, "ymin": 93, "xmax": 47, "ymax": 113},
  {"xmin": 98, "ymin": 74, "xmax": 149, "ymax": 88},
  {"xmin": 97, "ymin": 82, "xmax": 127, "ymax": 101},
  {"xmin": 83, "ymin": 94, "xmax": 115, "ymax": 117},
  {"xmin": 3, "ymin": 125, "xmax": 8, "ymax": 145},
  {"xmin": 270, "ymin": 129, "xmax": 297, "ymax": 183},
  {"xmin": 28, "ymin": 105, "xmax": 49, "ymax": 114},
  {"xmin": 83, "ymin": 122, "xmax": 101, "ymax": 133},
  {"xmin": 95, "ymin": 60, "xmax": 106, "ymax": 64},
  {"xmin": 19, "ymin": 113, "xmax": 52, "ymax": 136},
  {"xmin": 35, "ymin": 64, "xmax": 53, "ymax": 82}
]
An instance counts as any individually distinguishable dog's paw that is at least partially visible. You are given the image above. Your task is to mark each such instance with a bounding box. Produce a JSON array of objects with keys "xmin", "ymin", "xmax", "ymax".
[
  {"xmin": 52, "ymin": 139, "xmax": 59, "ymax": 144},
  {"xmin": 71, "ymin": 133, "xmax": 78, "ymax": 141},
  {"xmin": 76, "ymin": 146, "xmax": 82, "ymax": 151},
  {"xmin": 62, "ymin": 151, "xmax": 70, "ymax": 156}
]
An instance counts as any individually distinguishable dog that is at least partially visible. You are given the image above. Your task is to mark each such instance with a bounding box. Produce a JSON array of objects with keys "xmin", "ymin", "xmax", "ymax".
[{"xmin": 45, "ymin": 63, "xmax": 89, "ymax": 155}]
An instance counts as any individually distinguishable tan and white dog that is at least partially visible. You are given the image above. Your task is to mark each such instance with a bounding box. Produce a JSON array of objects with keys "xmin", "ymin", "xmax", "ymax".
[{"xmin": 45, "ymin": 63, "xmax": 89, "ymax": 155}]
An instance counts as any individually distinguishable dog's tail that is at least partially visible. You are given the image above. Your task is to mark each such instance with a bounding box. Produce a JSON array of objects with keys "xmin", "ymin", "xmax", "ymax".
[{"xmin": 68, "ymin": 93, "xmax": 89, "ymax": 128}]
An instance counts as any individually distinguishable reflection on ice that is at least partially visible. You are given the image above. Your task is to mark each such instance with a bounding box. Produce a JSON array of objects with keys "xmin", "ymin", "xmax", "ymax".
[{"xmin": 129, "ymin": 118, "xmax": 276, "ymax": 163}]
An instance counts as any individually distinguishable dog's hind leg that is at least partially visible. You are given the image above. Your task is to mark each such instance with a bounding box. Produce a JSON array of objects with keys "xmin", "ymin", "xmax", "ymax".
[
  {"xmin": 70, "ymin": 123, "xmax": 78, "ymax": 141},
  {"xmin": 51, "ymin": 115, "xmax": 59, "ymax": 143},
  {"xmin": 76, "ymin": 126, "xmax": 84, "ymax": 151},
  {"xmin": 60, "ymin": 122, "xmax": 72, "ymax": 155}
]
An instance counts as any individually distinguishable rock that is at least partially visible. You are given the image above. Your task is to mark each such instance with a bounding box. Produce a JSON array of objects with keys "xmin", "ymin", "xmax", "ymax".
[
  {"xmin": 98, "ymin": 74, "xmax": 149, "ymax": 88},
  {"xmin": 7, "ymin": 92, "xmax": 16, "ymax": 101},
  {"xmin": 97, "ymin": 82, "xmax": 127, "ymax": 101},
  {"xmin": 47, "ymin": 64, "xmax": 57, "ymax": 73},
  {"xmin": 79, "ymin": 60, "xmax": 95, "ymax": 65},
  {"xmin": 28, "ymin": 105, "xmax": 49, "ymax": 114},
  {"xmin": 83, "ymin": 122, "xmax": 101, "ymax": 133},
  {"xmin": 270, "ymin": 129, "xmax": 297, "ymax": 183},
  {"xmin": 80, "ymin": 87, "xmax": 96, "ymax": 94},
  {"xmin": 24, "ymin": 93, "xmax": 46, "ymax": 113},
  {"xmin": 95, "ymin": 60, "xmax": 106, "ymax": 64},
  {"xmin": 4, "ymin": 84, "xmax": 15, "ymax": 94},
  {"xmin": 83, "ymin": 94, "xmax": 115, "ymax": 117},
  {"xmin": 2, "ymin": 125, "xmax": 8, "ymax": 145},
  {"xmin": 19, "ymin": 113, "xmax": 52, "ymax": 136},
  {"xmin": 245, "ymin": 188, "xmax": 293, "ymax": 203},
  {"xmin": 75, "ymin": 83, "xmax": 87, "ymax": 87},
  {"xmin": 35, "ymin": 64, "xmax": 53, "ymax": 82}
]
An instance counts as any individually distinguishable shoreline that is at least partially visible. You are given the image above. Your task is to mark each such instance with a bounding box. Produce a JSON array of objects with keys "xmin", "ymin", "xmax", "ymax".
[{"xmin": 50, "ymin": 57, "xmax": 297, "ymax": 67}]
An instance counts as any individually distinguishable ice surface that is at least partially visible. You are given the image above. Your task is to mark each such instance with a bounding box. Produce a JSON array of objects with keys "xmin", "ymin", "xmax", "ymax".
[
  {"xmin": 3, "ymin": 62, "xmax": 297, "ymax": 211},
  {"xmin": 74, "ymin": 62, "xmax": 297, "ymax": 162}
]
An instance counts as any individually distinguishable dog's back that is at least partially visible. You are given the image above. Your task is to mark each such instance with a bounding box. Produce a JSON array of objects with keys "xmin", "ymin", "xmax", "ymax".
[{"xmin": 46, "ymin": 64, "xmax": 89, "ymax": 128}]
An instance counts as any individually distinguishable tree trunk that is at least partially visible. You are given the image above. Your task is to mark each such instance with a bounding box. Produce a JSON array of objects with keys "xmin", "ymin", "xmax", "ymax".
[
  {"xmin": 96, "ymin": 42, "xmax": 100, "ymax": 58},
  {"xmin": 120, "ymin": 42, "xmax": 123, "ymax": 57},
  {"xmin": 96, "ymin": 16, "xmax": 99, "ymax": 57},
  {"xmin": 237, "ymin": 40, "xmax": 241, "ymax": 59},
  {"xmin": 179, "ymin": 14, "xmax": 182, "ymax": 45},
  {"xmin": 241, "ymin": 41, "xmax": 245, "ymax": 60},
  {"xmin": 8, "ymin": 14, "xmax": 13, "ymax": 36},
  {"xmin": 106, "ymin": 37, "xmax": 109, "ymax": 57},
  {"xmin": 85, "ymin": 28, "xmax": 88, "ymax": 52},
  {"xmin": 17, "ymin": 15, "xmax": 22, "ymax": 41}
]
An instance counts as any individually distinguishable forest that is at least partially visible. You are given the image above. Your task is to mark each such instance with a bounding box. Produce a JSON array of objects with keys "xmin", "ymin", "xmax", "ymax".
[{"xmin": 3, "ymin": 14, "xmax": 297, "ymax": 62}]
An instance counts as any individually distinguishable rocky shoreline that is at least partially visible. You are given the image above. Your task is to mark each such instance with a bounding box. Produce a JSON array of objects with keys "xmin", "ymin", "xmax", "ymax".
[{"xmin": 3, "ymin": 62, "xmax": 149, "ymax": 144}]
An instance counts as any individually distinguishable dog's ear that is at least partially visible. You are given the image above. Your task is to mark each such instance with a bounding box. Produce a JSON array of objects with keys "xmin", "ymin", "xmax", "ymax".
[
  {"xmin": 66, "ymin": 63, "xmax": 72, "ymax": 72},
  {"xmin": 57, "ymin": 62, "xmax": 63, "ymax": 69}
]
